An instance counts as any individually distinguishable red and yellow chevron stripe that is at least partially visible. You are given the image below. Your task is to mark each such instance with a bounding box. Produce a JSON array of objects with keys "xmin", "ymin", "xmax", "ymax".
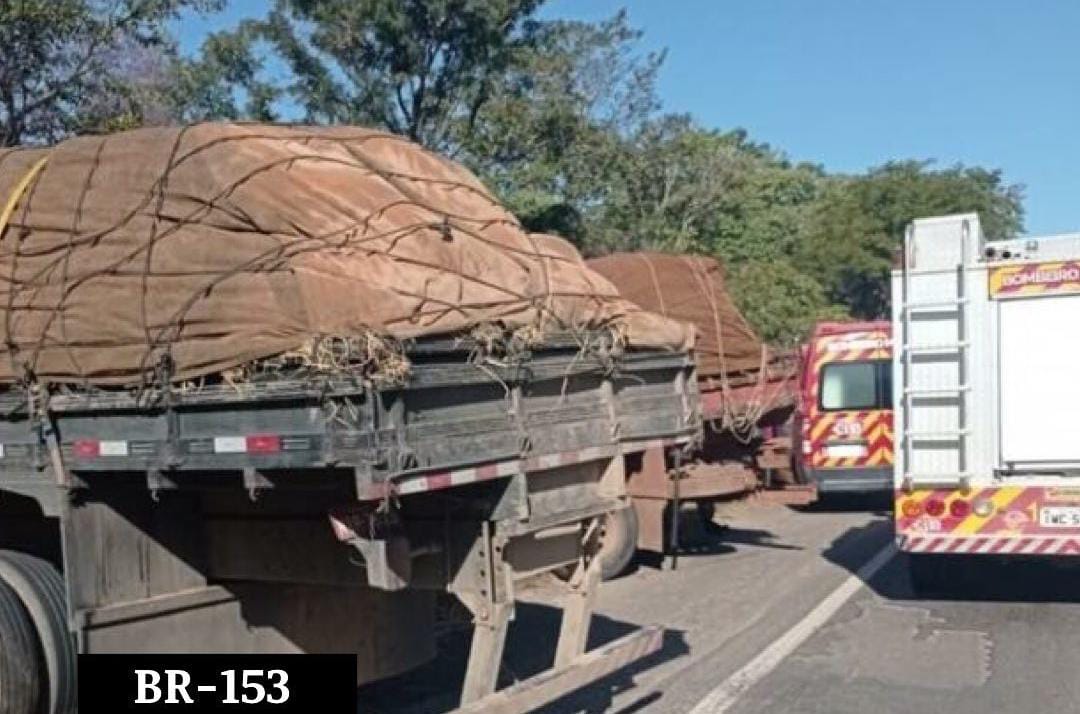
[
  {"xmin": 896, "ymin": 486, "xmax": 1080, "ymax": 555},
  {"xmin": 809, "ymin": 410, "xmax": 894, "ymax": 468},
  {"xmin": 802, "ymin": 326, "xmax": 893, "ymax": 471}
]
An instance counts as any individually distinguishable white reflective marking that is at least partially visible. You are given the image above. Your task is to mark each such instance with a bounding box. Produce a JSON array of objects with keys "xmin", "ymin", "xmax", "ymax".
[
  {"xmin": 395, "ymin": 478, "xmax": 426, "ymax": 495},
  {"xmin": 213, "ymin": 436, "xmax": 246, "ymax": 453},
  {"xmin": 687, "ymin": 544, "xmax": 897, "ymax": 714},
  {"xmin": 98, "ymin": 440, "xmax": 129, "ymax": 456},
  {"xmin": 449, "ymin": 469, "xmax": 474, "ymax": 486}
]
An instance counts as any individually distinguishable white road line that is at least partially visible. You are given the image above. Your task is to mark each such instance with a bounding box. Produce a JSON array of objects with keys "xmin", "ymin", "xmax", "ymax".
[{"xmin": 687, "ymin": 543, "xmax": 898, "ymax": 714}]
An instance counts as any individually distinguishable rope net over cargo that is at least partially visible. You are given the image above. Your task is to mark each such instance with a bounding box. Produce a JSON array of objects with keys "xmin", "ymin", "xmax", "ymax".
[
  {"xmin": 0, "ymin": 123, "xmax": 691, "ymax": 386},
  {"xmin": 587, "ymin": 252, "xmax": 795, "ymax": 438}
]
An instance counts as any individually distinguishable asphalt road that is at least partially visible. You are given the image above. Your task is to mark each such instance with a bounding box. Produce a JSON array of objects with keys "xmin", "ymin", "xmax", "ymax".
[{"xmin": 360, "ymin": 496, "xmax": 1080, "ymax": 713}]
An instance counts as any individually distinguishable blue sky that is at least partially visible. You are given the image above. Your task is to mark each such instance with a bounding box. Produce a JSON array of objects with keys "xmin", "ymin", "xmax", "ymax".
[{"xmin": 179, "ymin": 1, "xmax": 1080, "ymax": 235}]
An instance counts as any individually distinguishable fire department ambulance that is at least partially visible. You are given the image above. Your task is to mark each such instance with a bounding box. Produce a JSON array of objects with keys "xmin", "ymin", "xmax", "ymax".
[
  {"xmin": 794, "ymin": 321, "xmax": 894, "ymax": 494},
  {"xmin": 893, "ymin": 213, "xmax": 1080, "ymax": 589}
]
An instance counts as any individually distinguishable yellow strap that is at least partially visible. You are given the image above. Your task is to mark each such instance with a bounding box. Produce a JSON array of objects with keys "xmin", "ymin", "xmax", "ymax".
[{"xmin": 0, "ymin": 156, "xmax": 49, "ymax": 241}]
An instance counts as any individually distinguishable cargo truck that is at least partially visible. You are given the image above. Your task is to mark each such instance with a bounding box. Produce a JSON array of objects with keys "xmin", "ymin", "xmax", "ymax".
[
  {"xmin": 893, "ymin": 213, "xmax": 1080, "ymax": 592},
  {"xmin": 0, "ymin": 123, "xmax": 699, "ymax": 713}
]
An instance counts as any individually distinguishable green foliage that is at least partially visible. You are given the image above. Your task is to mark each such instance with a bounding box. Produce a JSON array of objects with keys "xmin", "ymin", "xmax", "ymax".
[
  {"xmin": 257, "ymin": 0, "xmax": 544, "ymax": 154},
  {"xmin": 165, "ymin": 25, "xmax": 279, "ymax": 122},
  {"xmin": 0, "ymin": 0, "xmax": 222, "ymax": 145},
  {"xmin": 588, "ymin": 119, "xmax": 825, "ymax": 262},
  {"xmin": 795, "ymin": 162, "xmax": 1024, "ymax": 319},
  {"xmin": 454, "ymin": 9, "xmax": 664, "ymax": 246},
  {"xmin": 727, "ymin": 259, "xmax": 847, "ymax": 346}
]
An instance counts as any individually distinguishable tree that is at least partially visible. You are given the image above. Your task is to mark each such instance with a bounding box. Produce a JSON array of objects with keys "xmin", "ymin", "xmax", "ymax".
[
  {"xmin": 245, "ymin": 1, "xmax": 664, "ymax": 247},
  {"xmin": 258, "ymin": 0, "xmax": 543, "ymax": 155},
  {"xmin": 163, "ymin": 26, "xmax": 279, "ymax": 123},
  {"xmin": 463, "ymin": 9, "xmax": 663, "ymax": 245},
  {"xmin": 727, "ymin": 259, "xmax": 846, "ymax": 346},
  {"xmin": 585, "ymin": 119, "xmax": 825, "ymax": 260},
  {"xmin": 0, "ymin": 0, "xmax": 222, "ymax": 145},
  {"xmin": 796, "ymin": 161, "xmax": 1024, "ymax": 319}
]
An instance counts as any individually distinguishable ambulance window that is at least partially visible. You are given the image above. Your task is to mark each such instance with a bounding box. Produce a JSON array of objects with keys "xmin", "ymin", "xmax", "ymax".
[
  {"xmin": 878, "ymin": 362, "xmax": 893, "ymax": 408},
  {"xmin": 820, "ymin": 362, "xmax": 881, "ymax": 411}
]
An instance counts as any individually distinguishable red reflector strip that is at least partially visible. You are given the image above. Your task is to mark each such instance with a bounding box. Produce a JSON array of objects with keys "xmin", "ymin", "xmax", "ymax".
[
  {"xmin": 245, "ymin": 435, "xmax": 281, "ymax": 453},
  {"xmin": 73, "ymin": 439, "xmax": 99, "ymax": 458},
  {"xmin": 212, "ymin": 435, "xmax": 282, "ymax": 454},
  {"xmin": 71, "ymin": 440, "xmax": 129, "ymax": 458}
]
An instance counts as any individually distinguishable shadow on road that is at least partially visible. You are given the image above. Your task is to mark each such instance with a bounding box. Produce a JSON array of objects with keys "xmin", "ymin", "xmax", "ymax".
[
  {"xmin": 822, "ymin": 517, "xmax": 1080, "ymax": 604},
  {"xmin": 633, "ymin": 522, "xmax": 802, "ymax": 574},
  {"xmin": 793, "ymin": 491, "xmax": 892, "ymax": 515},
  {"xmin": 358, "ymin": 601, "xmax": 689, "ymax": 714}
]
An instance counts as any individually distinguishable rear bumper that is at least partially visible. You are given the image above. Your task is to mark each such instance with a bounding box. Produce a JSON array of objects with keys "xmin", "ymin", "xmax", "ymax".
[
  {"xmin": 897, "ymin": 533, "xmax": 1080, "ymax": 556},
  {"xmin": 808, "ymin": 466, "xmax": 892, "ymax": 494}
]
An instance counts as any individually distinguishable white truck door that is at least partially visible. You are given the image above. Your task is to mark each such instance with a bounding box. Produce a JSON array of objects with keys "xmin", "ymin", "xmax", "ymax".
[{"xmin": 999, "ymin": 293, "xmax": 1080, "ymax": 465}]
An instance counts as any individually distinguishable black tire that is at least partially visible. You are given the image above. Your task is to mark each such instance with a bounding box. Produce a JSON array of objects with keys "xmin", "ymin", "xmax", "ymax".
[
  {"xmin": 599, "ymin": 506, "xmax": 639, "ymax": 581},
  {"xmin": 0, "ymin": 551, "xmax": 77, "ymax": 714},
  {"xmin": 0, "ymin": 577, "xmax": 43, "ymax": 714}
]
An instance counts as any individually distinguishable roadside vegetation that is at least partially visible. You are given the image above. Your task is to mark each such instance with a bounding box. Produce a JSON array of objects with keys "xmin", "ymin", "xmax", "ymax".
[{"xmin": 0, "ymin": 0, "xmax": 1024, "ymax": 344}]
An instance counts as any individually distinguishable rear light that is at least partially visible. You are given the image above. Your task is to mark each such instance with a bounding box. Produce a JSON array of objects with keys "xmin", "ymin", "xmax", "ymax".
[
  {"xmin": 900, "ymin": 499, "xmax": 923, "ymax": 518},
  {"xmin": 71, "ymin": 439, "xmax": 129, "ymax": 458},
  {"xmin": 213, "ymin": 435, "xmax": 283, "ymax": 454},
  {"xmin": 245, "ymin": 435, "xmax": 281, "ymax": 453},
  {"xmin": 925, "ymin": 499, "xmax": 946, "ymax": 517},
  {"xmin": 73, "ymin": 439, "xmax": 99, "ymax": 458},
  {"xmin": 949, "ymin": 499, "xmax": 971, "ymax": 518}
]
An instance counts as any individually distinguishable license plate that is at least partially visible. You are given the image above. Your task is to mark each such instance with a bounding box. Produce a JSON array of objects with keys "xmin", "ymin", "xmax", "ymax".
[
  {"xmin": 1039, "ymin": 506, "xmax": 1080, "ymax": 528},
  {"xmin": 825, "ymin": 444, "xmax": 867, "ymax": 459}
]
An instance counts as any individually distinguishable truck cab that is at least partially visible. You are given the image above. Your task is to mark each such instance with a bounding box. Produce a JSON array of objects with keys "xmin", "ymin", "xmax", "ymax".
[{"xmin": 794, "ymin": 321, "xmax": 894, "ymax": 494}]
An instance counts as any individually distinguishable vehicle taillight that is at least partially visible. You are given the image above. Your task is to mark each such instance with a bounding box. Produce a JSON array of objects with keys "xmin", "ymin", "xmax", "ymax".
[
  {"xmin": 900, "ymin": 499, "xmax": 923, "ymax": 518},
  {"xmin": 925, "ymin": 499, "xmax": 946, "ymax": 517},
  {"xmin": 949, "ymin": 499, "xmax": 971, "ymax": 518},
  {"xmin": 72, "ymin": 439, "xmax": 100, "ymax": 458},
  {"xmin": 245, "ymin": 434, "xmax": 281, "ymax": 453}
]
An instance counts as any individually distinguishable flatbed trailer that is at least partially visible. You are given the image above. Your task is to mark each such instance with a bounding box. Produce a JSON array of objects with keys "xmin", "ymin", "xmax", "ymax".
[
  {"xmin": 585, "ymin": 252, "xmax": 804, "ymax": 578},
  {"xmin": 599, "ymin": 353, "xmax": 800, "ymax": 578},
  {"xmin": 0, "ymin": 333, "xmax": 698, "ymax": 713}
]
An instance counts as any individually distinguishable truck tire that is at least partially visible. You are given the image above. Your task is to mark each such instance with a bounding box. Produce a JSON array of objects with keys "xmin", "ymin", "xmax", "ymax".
[
  {"xmin": 599, "ymin": 506, "xmax": 639, "ymax": 581},
  {"xmin": 0, "ymin": 577, "xmax": 43, "ymax": 714},
  {"xmin": 0, "ymin": 551, "xmax": 77, "ymax": 714}
]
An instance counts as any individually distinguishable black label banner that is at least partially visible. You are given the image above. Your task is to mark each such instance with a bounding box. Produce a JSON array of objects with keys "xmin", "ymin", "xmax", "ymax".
[{"xmin": 78, "ymin": 654, "xmax": 357, "ymax": 713}]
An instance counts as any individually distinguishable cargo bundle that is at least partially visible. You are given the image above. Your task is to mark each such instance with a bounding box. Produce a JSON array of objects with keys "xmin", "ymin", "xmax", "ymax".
[
  {"xmin": 0, "ymin": 123, "xmax": 690, "ymax": 386},
  {"xmin": 587, "ymin": 252, "xmax": 795, "ymax": 436}
]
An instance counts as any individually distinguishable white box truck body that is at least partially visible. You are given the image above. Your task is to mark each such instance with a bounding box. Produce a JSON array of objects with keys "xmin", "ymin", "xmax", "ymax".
[{"xmin": 892, "ymin": 213, "xmax": 1080, "ymax": 574}]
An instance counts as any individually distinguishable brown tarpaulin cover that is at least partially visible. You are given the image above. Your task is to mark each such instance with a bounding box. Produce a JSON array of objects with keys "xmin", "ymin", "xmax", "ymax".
[
  {"xmin": 586, "ymin": 252, "xmax": 762, "ymax": 378},
  {"xmin": 0, "ymin": 123, "xmax": 691, "ymax": 385}
]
